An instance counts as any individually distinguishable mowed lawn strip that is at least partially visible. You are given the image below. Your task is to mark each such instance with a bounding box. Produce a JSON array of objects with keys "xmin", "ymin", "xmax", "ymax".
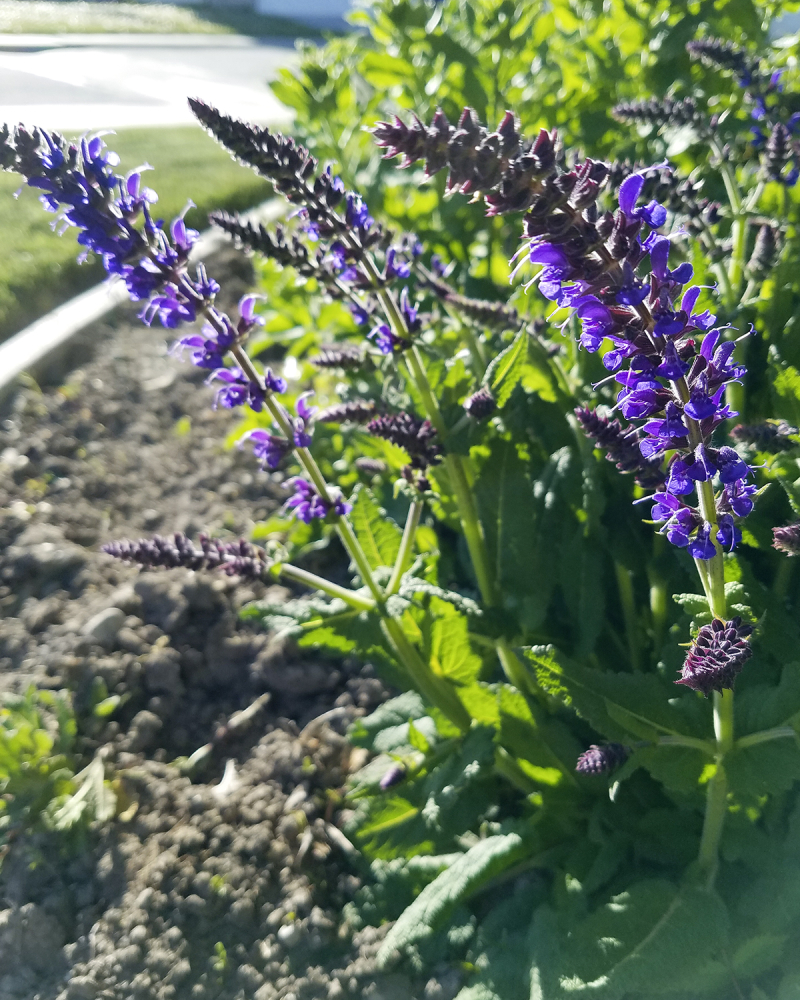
[
  {"xmin": 0, "ymin": 125, "xmax": 271, "ymax": 339},
  {"xmin": 0, "ymin": 1, "xmax": 309, "ymax": 36}
]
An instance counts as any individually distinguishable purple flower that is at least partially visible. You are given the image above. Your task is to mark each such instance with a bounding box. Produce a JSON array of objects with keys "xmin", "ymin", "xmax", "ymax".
[
  {"xmin": 716, "ymin": 514, "xmax": 741, "ymax": 551},
  {"xmin": 687, "ymin": 523, "xmax": 717, "ymax": 560},
  {"xmin": 350, "ymin": 301, "xmax": 370, "ymax": 325},
  {"xmin": 684, "ymin": 377, "xmax": 717, "ymax": 421},
  {"xmin": 368, "ymin": 322, "xmax": 407, "ymax": 354},
  {"xmin": 239, "ymin": 429, "xmax": 291, "ymax": 469},
  {"xmin": 666, "ymin": 508, "xmax": 700, "ymax": 547},
  {"xmin": 665, "ymin": 458, "xmax": 694, "ymax": 496},
  {"xmin": 284, "ymin": 478, "xmax": 351, "ymax": 523},
  {"xmin": 576, "ymin": 296, "xmax": 614, "ymax": 352},
  {"xmin": 346, "ymin": 193, "xmax": 373, "ymax": 230},
  {"xmin": 399, "ymin": 287, "xmax": 421, "ymax": 333},
  {"xmin": 684, "ymin": 444, "xmax": 717, "ymax": 482},
  {"xmin": 293, "ymin": 392, "xmax": 316, "ymax": 448},
  {"xmin": 618, "ymin": 171, "xmax": 668, "ymax": 228},
  {"xmin": 264, "ymin": 368, "xmax": 288, "ymax": 394},
  {"xmin": 238, "ymin": 293, "xmax": 265, "ymax": 336},
  {"xmin": 385, "ymin": 247, "xmax": 411, "ymax": 279},
  {"xmin": 206, "ymin": 367, "xmax": 266, "ymax": 411},
  {"xmin": 648, "ymin": 236, "xmax": 694, "ymax": 288},
  {"xmin": 142, "ymin": 288, "xmax": 196, "ymax": 329},
  {"xmin": 720, "ymin": 479, "xmax": 758, "ymax": 518},
  {"xmin": 714, "ymin": 445, "xmax": 750, "ymax": 484}
]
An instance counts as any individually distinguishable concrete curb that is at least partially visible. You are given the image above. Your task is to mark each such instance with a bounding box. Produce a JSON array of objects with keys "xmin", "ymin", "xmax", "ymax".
[
  {"xmin": 0, "ymin": 33, "xmax": 304, "ymax": 51},
  {"xmin": 0, "ymin": 198, "xmax": 284, "ymax": 403}
]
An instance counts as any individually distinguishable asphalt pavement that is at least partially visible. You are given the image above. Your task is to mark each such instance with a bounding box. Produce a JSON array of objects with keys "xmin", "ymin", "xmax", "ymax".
[{"xmin": 0, "ymin": 33, "xmax": 300, "ymax": 133}]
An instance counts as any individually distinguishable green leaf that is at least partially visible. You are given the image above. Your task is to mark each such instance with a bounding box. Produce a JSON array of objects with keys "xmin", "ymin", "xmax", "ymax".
[
  {"xmin": 530, "ymin": 882, "xmax": 729, "ymax": 998},
  {"xmin": 525, "ymin": 646, "xmax": 704, "ymax": 742},
  {"xmin": 349, "ymin": 692, "xmax": 431, "ymax": 752},
  {"xmin": 474, "ymin": 444, "xmax": 573, "ymax": 633},
  {"xmin": 735, "ymin": 663, "xmax": 800, "ymax": 734},
  {"xmin": 772, "ymin": 363, "xmax": 800, "ymax": 427},
  {"xmin": 483, "ymin": 330, "xmax": 528, "ymax": 407},
  {"xmin": 726, "ymin": 738, "xmax": 800, "ymax": 798},
  {"xmin": 378, "ymin": 831, "xmax": 531, "ymax": 964},
  {"xmin": 349, "ymin": 485, "xmax": 403, "ymax": 570},
  {"xmin": 428, "ymin": 600, "xmax": 483, "ymax": 686}
]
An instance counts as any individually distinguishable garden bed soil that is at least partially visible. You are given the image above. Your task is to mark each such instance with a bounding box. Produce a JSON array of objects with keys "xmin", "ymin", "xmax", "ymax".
[{"xmin": 0, "ymin": 249, "xmax": 457, "ymax": 1000}]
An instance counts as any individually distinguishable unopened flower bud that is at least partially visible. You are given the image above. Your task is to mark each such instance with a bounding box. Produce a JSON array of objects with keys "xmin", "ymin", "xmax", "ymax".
[{"xmin": 576, "ymin": 743, "xmax": 631, "ymax": 775}]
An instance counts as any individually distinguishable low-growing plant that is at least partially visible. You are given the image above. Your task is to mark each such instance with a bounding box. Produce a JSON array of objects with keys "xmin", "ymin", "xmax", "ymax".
[
  {"xmin": 0, "ymin": 687, "xmax": 115, "ymax": 862},
  {"xmin": 5, "ymin": 17, "xmax": 800, "ymax": 998}
]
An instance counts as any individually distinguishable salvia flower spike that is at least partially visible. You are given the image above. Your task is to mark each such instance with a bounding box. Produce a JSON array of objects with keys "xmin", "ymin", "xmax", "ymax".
[
  {"xmin": 575, "ymin": 743, "xmax": 632, "ymax": 775},
  {"xmin": 677, "ymin": 617, "xmax": 754, "ymax": 696},
  {"xmin": 102, "ymin": 533, "xmax": 270, "ymax": 579}
]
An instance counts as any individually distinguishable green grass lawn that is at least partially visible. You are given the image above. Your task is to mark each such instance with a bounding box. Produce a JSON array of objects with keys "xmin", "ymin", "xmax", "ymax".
[
  {"xmin": 0, "ymin": 125, "xmax": 271, "ymax": 338},
  {"xmin": 0, "ymin": 1, "xmax": 311, "ymax": 36}
]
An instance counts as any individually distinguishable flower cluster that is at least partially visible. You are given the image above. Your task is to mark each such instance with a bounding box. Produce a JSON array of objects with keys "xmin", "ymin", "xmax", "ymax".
[
  {"xmin": 366, "ymin": 412, "xmax": 442, "ymax": 490},
  {"xmin": 191, "ymin": 101, "xmax": 423, "ymax": 358},
  {"xmin": 575, "ymin": 743, "xmax": 631, "ymax": 775},
  {"xmin": 677, "ymin": 616, "xmax": 754, "ymax": 695},
  {"xmin": 773, "ymin": 523, "xmax": 800, "ymax": 556},
  {"xmin": 0, "ymin": 123, "xmax": 277, "ymax": 414},
  {"xmin": 102, "ymin": 533, "xmax": 270, "ymax": 579},
  {"xmin": 284, "ymin": 478, "xmax": 352, "ymax": 524},
  {"xmin": 687, "ymin": 37, "xmax": 800, "ymax": 186}
]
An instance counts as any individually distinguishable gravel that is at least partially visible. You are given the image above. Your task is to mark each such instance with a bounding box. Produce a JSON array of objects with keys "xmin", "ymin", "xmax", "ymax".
[{"xmin": 0, "ymin": 249, "xmax": 441, "ymax": 999}]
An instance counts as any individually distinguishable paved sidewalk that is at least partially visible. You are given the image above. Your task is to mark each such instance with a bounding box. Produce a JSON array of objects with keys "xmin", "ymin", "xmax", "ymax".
[{"xmin": 0, "ymin": 33, "xmax": 298, "ymax": 132}]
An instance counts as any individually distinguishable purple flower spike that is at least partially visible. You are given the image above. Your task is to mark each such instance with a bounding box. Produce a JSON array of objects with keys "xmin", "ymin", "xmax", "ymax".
[
  {"xmin": 576, "ymin": 743, "xmax": 631, "ymax": 775},
  {"xmin": 716, "ymin": 514, "xmax": 741, "ymax": 551},
  {"xmin": 774, "ymin": 523, "xmax": 800, "ymax": 555},
  {"xmin": 677, "ymin": 617, "xmax": 753, "ymax": 696}
]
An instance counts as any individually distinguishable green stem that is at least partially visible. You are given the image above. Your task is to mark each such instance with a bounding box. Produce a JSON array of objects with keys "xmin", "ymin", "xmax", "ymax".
[
  {"xmin": 231, "ymin": 345, "xmax": 386, "ymax": 607},
  {"xmin": 614, "ymin": 562, "xmax": 640, "ymax": 671},
  {"xmin": 276, "ymin": 563, "xmax": 374, "ymax": 611},
  {"xmin": 496, "ymin": 638, "xmax": 536, "ymax": 696},
  {"xmin": 405, "ymin": 345, "xmax": 447, "ymax": 435},
  {"xmin": 698, "ymin": 688, "xmax": 734, "ymax": 884},
  {"xmin": 493, "ymin": 747, "xmax": 539, "ymax": 795},
  {"xmin": 444, "ymin": 453, "xmax": 495, "ymax": 605},
  {"xmin": 736, "ymin": 726, "xmax": 796, "ymax": 750},
  {"xmin": 657, "ymin": 734, "xmax": 716, "ymax": 755},
  {"xmin": 387, "ymin": 500, "xmax": 423, "ymax": 596},
  {"xmin": 463, "ymin": 326, "xmax": 488, "ymax": 376}
]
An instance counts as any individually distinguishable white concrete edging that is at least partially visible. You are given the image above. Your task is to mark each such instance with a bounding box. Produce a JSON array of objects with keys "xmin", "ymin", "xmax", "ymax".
[{"xmin": 0, "ymin": 198, "xmax": 284, "ymax": 402}]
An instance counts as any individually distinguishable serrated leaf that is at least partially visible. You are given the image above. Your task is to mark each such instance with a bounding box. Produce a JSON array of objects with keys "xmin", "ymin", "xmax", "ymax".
[
  {"xmin": 349, "ymin": 692, "xmax": 430, "ymax": 751},
  {"xmin": 483, "ymin": 330, "xmax": 528, "ymax": 407},
  {"xmin": 475, "ymin": 444, "xmax": 573, "ymax": 633},
  {"xmin": 735, "ymin": 663, "xmax": 800, "ymax": 734},
  {"xmin": 378, "ymin": 831, "xmax": 531, "ymax": 963},
  {"xmin": 726, "ymin": 738, "xmax": 800, "ymax": 798},
  {"xmin": 429, "ymin": 601, "xmax": 483, "ymax": 686},
  {"xmin": 530, "ymin": 882, "xmax": 729, "ymax": 998},
  {"xmin": 398, "ymin": 575, "xmax": 481, "ymax": 616},
  {"xmin": 525, "ymin": 646, "xmax": 703, "ymax": 741},
  {"xmin": 349, "ymin": 485, "xmax": 403, "ymax": 570}
]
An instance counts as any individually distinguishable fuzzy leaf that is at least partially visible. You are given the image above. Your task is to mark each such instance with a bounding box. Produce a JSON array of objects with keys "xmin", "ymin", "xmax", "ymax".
[
  {"xmin": 735, "ymin": 663, "xmax": 800, "ymax": 734},
  {"xmin": 428, "ymin": 601, "xmax": 483, "ymax": 686},
  {"xmin": 349, "ymin": 692, "xmax": 430, "ymax": 752},
  {"xmin": 726, "ymin": 738, "xmax": 800, "ymax": 798},
  {"xmin": 530, "ymin": 882, "xmax": 729, "ymax": 998},
  {"xmin": 398, "ymin": 576, "xmax": 481, "ymax": 616},
  {"xmin": 525, "ymin": 646, "xmax": 703, "ymax": 741},
  {"xmin": 349, "ymin": 485, "xmax": 403, "ymax": 570},
  {"xmin": 483, "ymin": 330, "xmax": 528, "ymax": 407},
  {"xmin": 475, "ymin": 444, "xmax": 573, "ymax": 633},
  {"xmin": 378, "ymin": 831, "xmax": 531, "ymax": 964}
]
